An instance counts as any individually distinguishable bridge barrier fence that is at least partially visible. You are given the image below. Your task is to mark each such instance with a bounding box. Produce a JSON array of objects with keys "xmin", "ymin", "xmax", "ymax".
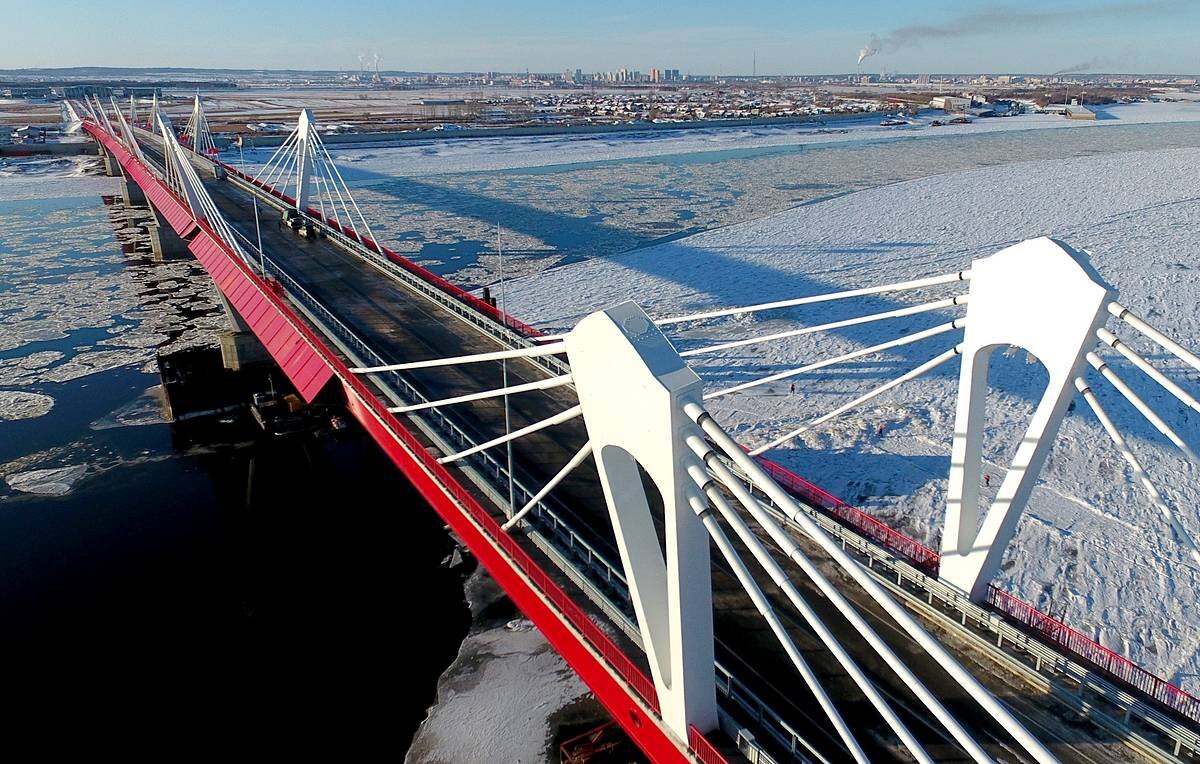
[
  {"xmin": 752, "ymin": 455, "xmax": 942, "ymax": 575},
  {"xmin": 986, "ymin": 586, "xmax": 1200, "ymax": 724},
  {"xmin": 162, "ymin": 130, "xmax": 1199, "ymax": 756},
  {"xmin": 689, "ymin": 725, "xmax": 731, "ymax": 764}
]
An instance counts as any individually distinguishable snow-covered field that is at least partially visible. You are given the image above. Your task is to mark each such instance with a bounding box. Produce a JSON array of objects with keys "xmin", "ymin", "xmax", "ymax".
[{"xmin": 504, "ymin": 145, "xmax": 1200, "ymax": 691}]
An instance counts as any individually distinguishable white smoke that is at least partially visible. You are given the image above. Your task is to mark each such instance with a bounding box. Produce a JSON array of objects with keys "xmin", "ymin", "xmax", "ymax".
[{"xmin": 855, "ymin": 1, "xmax": 1176, "ymax": 66}]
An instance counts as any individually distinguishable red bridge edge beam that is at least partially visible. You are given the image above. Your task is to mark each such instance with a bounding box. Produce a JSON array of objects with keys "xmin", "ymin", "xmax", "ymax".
[{"xmin": 86, "ymin": 121, "xmax": 721, "ymax": 763}]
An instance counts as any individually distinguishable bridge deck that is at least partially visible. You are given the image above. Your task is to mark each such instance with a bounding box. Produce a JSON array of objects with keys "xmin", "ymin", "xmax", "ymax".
[{"xmin": 152, "ymin": 141, "xmax": 1141, "ymax": 763}]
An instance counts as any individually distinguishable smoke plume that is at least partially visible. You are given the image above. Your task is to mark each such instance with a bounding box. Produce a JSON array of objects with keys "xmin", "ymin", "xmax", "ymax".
[
  {"xmin": 855, "ymin": 1, "xmax": 1179, "ymax": 64},
  {"xmin": 1052, "ymin": 57, "xmax": 1107, "ymax": 75}
]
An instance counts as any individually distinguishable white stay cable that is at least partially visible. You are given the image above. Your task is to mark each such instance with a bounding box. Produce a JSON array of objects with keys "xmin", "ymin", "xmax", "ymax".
[
  {"xmin": 1109, "ymin": 301, "xmax": 1200, "ymax": 376},
  {"xmin": 350, "ymin": 343, "xmax": 566, "ymax": 374},
  {"xmin": 705, "ymin": 319, "xmax": 964, "ymax": 400},
  {"xmin": 387, "ymin": 374, "xmax": 573, "ymax": 414},
  {"xmin": 501, "ymin": 440, "xmax": 593, "ymax": 531},
  {"xmin": 1096, "ymin": 328, "xmax": 1200, "ymax": 415},
  {"xmin": 1085, "ymin": 351, "xmax": 1198, "ymax": 466},
  {"xmin": 252, "ymin": 128, "xmax": 299, "ymax": 184},
  {"xmin": 437, "ymin": 405, "xmax": 583, "ymax": 465},
  {"xmin": 656, "ymin": 271, "xmax": 970, "ymax": 326},
  {"xmin": 750, "ymin": 345, "xmax": 961, "ymax": 456},
  {"xmin": 689, "ymin": 435, "xmax": 953, "ymax": 764},
  {"xmin": 684, "ymin": 463, "xmax": 881, "ymax": 764},
  {"xmin": 315, "ymin": 132, "xmax": 380, "ymax": 246},
  {"xmin": 681, "ymin": 295, "xmax": 967, "ymax": 357}
]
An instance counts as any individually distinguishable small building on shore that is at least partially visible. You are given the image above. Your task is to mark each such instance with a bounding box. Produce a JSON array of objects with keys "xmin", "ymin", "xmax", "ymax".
[
  {"xmin": 931, "ymin": 96, "xmax": 971, "ymax": 112},
  {"xmin": 1045, "ymin": 100, "xmax": 1097, "ymax": 120}
]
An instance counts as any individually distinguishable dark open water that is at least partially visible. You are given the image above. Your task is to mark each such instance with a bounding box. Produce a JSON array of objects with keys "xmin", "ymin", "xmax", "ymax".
[{"xmin": 0, "ymin": 187, "xmax": 470, "ymax": 750}]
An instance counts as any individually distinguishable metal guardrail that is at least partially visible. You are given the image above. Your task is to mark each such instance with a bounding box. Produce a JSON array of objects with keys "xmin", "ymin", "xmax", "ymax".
[{"xmin": 754, "ymin": 456, "xmax": 1200, "ymax": 733}]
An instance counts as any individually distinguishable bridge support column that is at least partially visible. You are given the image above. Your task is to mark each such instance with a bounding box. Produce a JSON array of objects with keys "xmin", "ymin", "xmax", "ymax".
[
  {"xmin": 566, "ymin": 301, "xmax": 719, "ymax": 742},
  {"xmin": 146, "ymin": 207, "xmax": 189, "ymax": 263},
  {"xmin": 119, "ymin": 171, "xmax": 146, "ymax": 206},
  {"xmin": 101, "ymin": 147, "xmax": 121, "ymax": 177},
  {"xmin": 216, "ymin": 292, "xmax": 270, "ymax": 371}
]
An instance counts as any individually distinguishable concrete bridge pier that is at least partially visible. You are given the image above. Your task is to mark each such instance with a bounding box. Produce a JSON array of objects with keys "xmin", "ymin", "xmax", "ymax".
[
  {"xmin": 119, "ymin": 171, "xmax": 146, "ymax": 206},
  {"xmin": 100, "ymin": 146, "xmax": 121, "ymax": 177},
  {"xmin": 216, "ymin": 291, "xmax": 270, "ymax": 371},
  {"xmin": 146, "ymin": 207, "xmax": 190, "ymax": 263}
]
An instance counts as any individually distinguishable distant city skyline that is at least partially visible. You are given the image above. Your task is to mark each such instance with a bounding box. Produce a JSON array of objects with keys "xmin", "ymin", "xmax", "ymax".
[{"xmin": 5, "ymin": 0, "xmax": 1199, "ymax": 75}]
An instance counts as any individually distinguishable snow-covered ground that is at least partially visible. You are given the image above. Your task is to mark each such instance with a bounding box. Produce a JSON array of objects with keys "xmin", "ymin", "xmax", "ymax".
[
  {"xmin": 503, "ymin": 145, "xmax": 1200, "ymax": 692},
  {"xmin": 407, "ymin": 567, "xmax": 588, "ymax": 763}
]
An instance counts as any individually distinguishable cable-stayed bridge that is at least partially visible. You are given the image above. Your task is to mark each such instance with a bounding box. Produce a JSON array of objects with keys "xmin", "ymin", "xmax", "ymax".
[{"xmin": 75, "ymin": 93, "xmax": 1200, "ymax": 763}]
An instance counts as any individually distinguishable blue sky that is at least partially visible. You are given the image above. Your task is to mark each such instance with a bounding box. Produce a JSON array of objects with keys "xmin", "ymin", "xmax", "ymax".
[{"xmin": 4, "ymin": 0, "xmax": 1198, "ymax": 74}]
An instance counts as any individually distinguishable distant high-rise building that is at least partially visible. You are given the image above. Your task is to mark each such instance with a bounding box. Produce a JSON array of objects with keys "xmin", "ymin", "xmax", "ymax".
[{"xmin": 649, "ymin": 68, "xmax": 661, "ymax": 83}]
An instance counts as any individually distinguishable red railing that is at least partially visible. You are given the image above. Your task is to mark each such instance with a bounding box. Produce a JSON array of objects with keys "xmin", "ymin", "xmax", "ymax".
[
  {"xmin": 754, "ymin": 455, "xmax": 942, "ymax": 574},
  {"xmin": 220, "ymin": 163, "xmax": 545, "ymax": 339},
  {"xmin": 760, "ymin": 452, "xmax": 1200, "ymax": 723},
  {"xmin": 688, "ymin": 725, "xmax": 730, "ymax": 764},
  {"xmin": 987, "ymin": 586, "xmax": 1200, "ymax": 723}
]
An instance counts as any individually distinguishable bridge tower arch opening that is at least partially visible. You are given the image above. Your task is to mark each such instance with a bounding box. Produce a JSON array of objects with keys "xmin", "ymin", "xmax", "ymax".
[
  {"xmin": 565, "ymin": 301, "xmax": 719, "ymax": 742},
  {"xmin": 941, "ymin": 237, "xmax": 1113, "ymax": 601}
]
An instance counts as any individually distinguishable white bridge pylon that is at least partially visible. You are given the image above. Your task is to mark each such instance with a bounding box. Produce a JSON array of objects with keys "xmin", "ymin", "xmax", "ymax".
[
  {"xmin": 941, "ymin": 238, "xmax": 1112, "ymax": 600},
  {"xmin": 566, "ymin": 303, "xmax": 719, "ymax": 742},
  {"xmin": 182, "ymin": 94, "xmax": 217, "ymax": 156},
  {"xmin": 250, "ymin": 109, "xmax": 379, "ymax": 248}
]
